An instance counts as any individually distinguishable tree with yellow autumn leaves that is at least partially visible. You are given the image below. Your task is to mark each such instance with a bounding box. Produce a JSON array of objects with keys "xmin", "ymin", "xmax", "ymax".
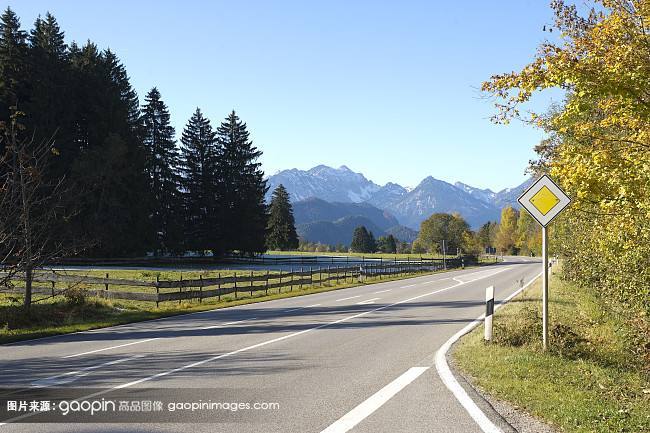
[{"xmin": 483, "ymin": 1, "xmax": 649, "ymax": 336}]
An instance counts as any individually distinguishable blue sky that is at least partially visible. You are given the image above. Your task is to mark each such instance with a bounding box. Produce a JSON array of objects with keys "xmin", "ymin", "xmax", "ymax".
[{"xmin": 6, "ymin": 0, "xmax": 563, "ymax": 191}]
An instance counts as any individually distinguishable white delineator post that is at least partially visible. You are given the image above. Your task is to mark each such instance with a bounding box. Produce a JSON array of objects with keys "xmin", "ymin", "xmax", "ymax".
[
  {"xmin": 484, "ymin": 285, "xmax": 494, "ymax": 342},
  {"xmin": 542, "ymin": 226, "xmax": 549, "ymax": 350}
]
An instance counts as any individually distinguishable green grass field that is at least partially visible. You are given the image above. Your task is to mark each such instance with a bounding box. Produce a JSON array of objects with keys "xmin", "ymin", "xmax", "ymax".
[
  {"xmin": 453, "ymin": 267, "xmax": 650, "ymax": 433},
  {"xmin": 0, "ymin": 266, "xmax": 453, "ymax": 344}
]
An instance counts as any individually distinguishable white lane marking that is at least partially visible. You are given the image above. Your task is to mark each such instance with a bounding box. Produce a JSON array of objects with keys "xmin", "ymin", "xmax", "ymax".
[
  {"xmin": 32, "ymin": 355, "xmax": 144, "ymax": 388},
  {"xmin": 0, "ymin": 265, "xmax": 516, "ymax": 426},
  {"xmin": 357, "ymin": 298, "xmax": 380, "ymax": 305},
  {"xmin": 62, "ymin": 338, "xmax": 160, "ymax": 359},
  {"xmin": 335, "ymin": 295, "xmax": 361, "ymax": 302},
  {"xmin": 434, "ymin": 271, "xmax": 542, "ymax": 433},
  {"xmin": 399, "ymin": 283, "xmax": 417, "ymax": 288},
  {"xmin": 200, "ymin": 318, "xmax": 257, "ymax": 330},
  {"xmin": 111, "ymin": 265, "xmax": 512, "ymax": 390},
  {"xmin": 306, "ymin": 304, "xmax": 321, "ymax": 308},
  {"xmin": 373, "ymin": 289, "xmax": 391, "ymax": 294},
  {"xmin": 320, "ymin": 367, "xmax": 430, "ymax": 433}
]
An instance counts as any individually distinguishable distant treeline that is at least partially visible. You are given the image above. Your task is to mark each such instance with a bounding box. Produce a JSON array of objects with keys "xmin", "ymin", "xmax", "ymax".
[{"xmin": 0, "ymin": 8, "xmax": 266, "ymax": 257}]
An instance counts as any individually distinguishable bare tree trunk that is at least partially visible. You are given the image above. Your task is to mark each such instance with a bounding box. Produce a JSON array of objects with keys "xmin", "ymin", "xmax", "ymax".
[{"xmin": 24, "ymin": 267, "xmax": 32, "ymax": 310}]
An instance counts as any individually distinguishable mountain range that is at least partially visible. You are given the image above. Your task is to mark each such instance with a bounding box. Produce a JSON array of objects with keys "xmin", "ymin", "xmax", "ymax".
[{"xmin": 266, "ymin": 165, "xmax": 532, "ymax": 245}]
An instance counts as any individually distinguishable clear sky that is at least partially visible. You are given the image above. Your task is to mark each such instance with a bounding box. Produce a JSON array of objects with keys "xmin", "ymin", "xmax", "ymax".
[{"xmin": 5, "ymin": 0, "xmax": 563, "ymax": 191}]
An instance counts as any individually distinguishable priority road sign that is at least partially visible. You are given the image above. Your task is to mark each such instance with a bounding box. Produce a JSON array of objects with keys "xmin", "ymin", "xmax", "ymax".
[
  {"xmin": 517, "ymin": 174, "xmax": 571, "ymax": 350},
  {"xmin": 518, "ymin": 175, "xmax": 571, "ymax": 227}
]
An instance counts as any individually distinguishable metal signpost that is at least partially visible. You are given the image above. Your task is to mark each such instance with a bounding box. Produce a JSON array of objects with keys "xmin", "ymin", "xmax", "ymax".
[{"xmin": 517, "ymin": 175, "xmax": 571, "ymax": 350}]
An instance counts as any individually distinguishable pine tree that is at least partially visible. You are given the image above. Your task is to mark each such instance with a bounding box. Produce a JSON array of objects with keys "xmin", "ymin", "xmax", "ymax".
[
  {"xmin": 385, "ymin": 234, "xmax": 397, "ymax": 253},
  {"xmin": 367, "ymin": 230, "xmax": 377, "ymax": 253},
  {"xmin": 351, "ymin": 226, "xmax": 372, "ymax": 253},
  {"xmin": 179, "ymin": 108, "xmax": 219, "ymax": 252},
  {"xmin": 26, "ymin": 13, "xmax": 68, "ymax": 142},
  {"xmin": 266, "ymin": 184, "xmax": 298, "ymax": 251},
  {"xmin": 215, "ymin": 111, "xmax": 267, "ymax": 256},
  {"xmin": 141, "ymin": 88, "xmax": 182, "ymax": 254},
  {"xmin": 0, "ymin": 7, "xmax": 28, "ymax": 152}
]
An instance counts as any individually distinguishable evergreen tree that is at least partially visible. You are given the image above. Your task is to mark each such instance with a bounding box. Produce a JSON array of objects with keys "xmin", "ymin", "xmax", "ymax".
[
  {"xmin": 26, "ymin": 12, "xmax": 71, "ymax": 157},
  {"xmin": 385, "ymin": 234, "xmax": 397, "ymax": 253},
  {"xmin": 368, "ymin": 230, "xmax": 377, "ymax": 253},
  {"xmin": 179, "ymin": 108, "xmax": 219, "ymax": 252},
  {"xmin": 266, "ymin": 184, "xmax": 298, "ymax": 251},
  {"xmin": 141, "ymin": 88, "xmax": 182, "ymax": 254},
  {"xmin": 0, "ymin": 7, "xmax": 28, "ymax": 153},
  {"xmin": 68, "ymin": 45, "xmax": 153, "ymax": 256},
  {"xmin": 215, "ymin": 111, "xmax": 267, "ymax": 256},
  {"xmin": 351, "ymin": 226, "xmax": 373, "ymax": 253}
]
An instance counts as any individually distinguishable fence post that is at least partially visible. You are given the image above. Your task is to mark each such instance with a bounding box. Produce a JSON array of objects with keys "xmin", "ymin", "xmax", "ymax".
[
  {"xmin": 156, "ymin": 275, "xmax": 160, "ymax": 308},
  {"xmin": 278, "ymin": 270, "xmax": 282, "ymax": 294},
  {"xmin": 218, "ymin": 272, "xmax": 221, "ymax": 302},
  {"xmin": 310, "ymin": 266, "xmax": 313, "ymax": 288},
  {"xmin": 234, "ymin": 272, "xmax": 238, "ymax": 299},
  {"xmin": 250, "ymin": 270, "xmax": 254, "ymax": 297},
  {"xmin": 179, "ymin": 274, "xmax": 183, "ymax": 304},
  {"xmin": 199, "ymin": 275, "xmax": 203, "ymax": 303},
  {"xmin": 265, "ymin": 270, "xmax": 269, "ymax": 295},
  {"xmin": 105, "ymin": 273, "xmax": 109, "ymax": 291},
  {"xmin": 318, "ymin": 267, "xmax": 322, "ymax": 287},
  {"xmin": 290, "ymin": 268, "xmax": 294, "ymax": 292},
  {"xmin": 300, "ymin": 267, "xmax": 304, "ymax": 290}
]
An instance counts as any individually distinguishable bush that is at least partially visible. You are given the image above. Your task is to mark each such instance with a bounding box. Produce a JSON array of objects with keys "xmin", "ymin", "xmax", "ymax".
[
  {"xmin": 492, "ymin": 305, "xmax": 541, "ymax": 347},
  {"xmin": 64, "ymin": 285, "xmax": 88, "ymax": 306}
]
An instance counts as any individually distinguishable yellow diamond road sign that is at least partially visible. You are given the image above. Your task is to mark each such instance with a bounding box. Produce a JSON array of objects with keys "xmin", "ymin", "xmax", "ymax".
[{"xmin": 518, "ymin": 175, "xmax": 571, "ymax": 227}]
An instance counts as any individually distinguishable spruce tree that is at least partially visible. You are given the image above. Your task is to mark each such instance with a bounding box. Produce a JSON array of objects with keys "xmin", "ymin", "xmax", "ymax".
[
  {"xmin": 179, "ymin": 108, "xmax": 219, "ymax": 252},
  {"xmin": 386, "ymin": 234, "xmax": 397, "ymax": 254},
  {"xmin": 351, "ymin": 226, "xmax": 371, "ymax": 253},
  {"xmin": 215, "ymin": 111, "xmax": 267, "ymax": 256},
  {"xmin": 141, "ymin": 88, "xmax": 182, "ymax": 254},
  {"xmin": 0, "ymin": 7, "xmax": 28, "ymax": 152},
  {"xmin": 266, "ymin": 184, "xmax": 298, "ymax": 251},
  {"xmin": 26, "ymin": 12, "xmax": 70, "ymax": 155}
]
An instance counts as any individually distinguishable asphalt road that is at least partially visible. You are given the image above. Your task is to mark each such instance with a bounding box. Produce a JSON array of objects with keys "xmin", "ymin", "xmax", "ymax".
[{"xmin": 0, "ymin": 258, "xmax": 541, "ymax": 432}]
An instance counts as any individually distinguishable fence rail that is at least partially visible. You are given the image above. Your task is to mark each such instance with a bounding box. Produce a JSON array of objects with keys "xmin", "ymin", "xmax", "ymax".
[{"xmin": 4, "ymin": 256, "xmax": 477, "ymax": 305}]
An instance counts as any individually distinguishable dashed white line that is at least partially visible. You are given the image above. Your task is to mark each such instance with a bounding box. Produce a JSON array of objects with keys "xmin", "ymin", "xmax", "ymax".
[
  {"xmin": 33, "ymin": 355, "xmax": 144, "ymax": 388},
  {"xmin": 373, "ymin": 289, "xmax": 391, "ymax": 294},
  {"xmin": 400, "ymin": 283, "xmax": 417, "ymax": 288},
  {"xmin": 1, "ymin": 264, "xmax": 515, "ymax": 426},
  {"xmin": 306, "ymin": 304, "xmax": 321, "ymax": 308},
  {"xmin": 62, "ymin": 338, "xmax": 160, "ymax": 359},
  {"xmin": 335, "ymin": 295, "xmax": 361, "ymax": 302},
  {"xmin": 320, "ymin": 367, "xmax": 430, "ymax": 433},
  {"xmin": 357, "ymin": 298, "xmax": 380, "ymax": 305},
  {"xmin": 200, "ymin": 318, "xmax": 257, "ymax": 330}
]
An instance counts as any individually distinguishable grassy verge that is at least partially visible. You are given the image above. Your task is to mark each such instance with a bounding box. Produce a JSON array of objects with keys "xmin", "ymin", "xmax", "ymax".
[
  {"xmin": 265, "ymin": 250, "xmax": 446, "ymax": 259},
  {"xmin": 453, "ymin": 267, "xmax": 650, "ymax": 433},
  {"xmin": 0, "ymin": 267, "xmax": 456, "ymax": 345}
]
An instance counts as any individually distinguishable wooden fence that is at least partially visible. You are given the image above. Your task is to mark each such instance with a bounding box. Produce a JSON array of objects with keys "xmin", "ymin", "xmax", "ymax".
[{"xmin": 4, "ymin": 257, "xmax": 475, "ymax": 306}]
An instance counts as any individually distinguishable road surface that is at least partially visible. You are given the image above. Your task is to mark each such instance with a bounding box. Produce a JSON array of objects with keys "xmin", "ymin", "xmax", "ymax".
[{"xmin": 0, "ymin": 258, "xmax": 541, "ymax": 432}]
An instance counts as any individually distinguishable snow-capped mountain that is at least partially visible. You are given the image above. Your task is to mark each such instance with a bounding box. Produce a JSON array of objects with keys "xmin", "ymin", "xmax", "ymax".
[
  {"xmin": 266, "ymin": 165, "xmax": 380, "ymax": 203},
  {"xmin": 266, "ymin": 165, "xmax": 532, "ymax": 230},
  {"xmin": 454, "ymin": 182, "xmax": 497, "ymax": 204}
]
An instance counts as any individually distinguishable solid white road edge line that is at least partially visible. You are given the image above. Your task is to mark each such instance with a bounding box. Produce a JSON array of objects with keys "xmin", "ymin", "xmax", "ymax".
[
  {"xmin": 111, "ymin": 266, "xmax": 511, "ymax": 390},
  {"xmin": 62, "ymin": 338, "xmax": 160, "ymax": 358},
  {"xmin": 0, "ymin": 265, "xmax": 514, "ymax": 426},
  {"xmin": 320, "ymin": 367, "xmax": 429, "ymax": 433},
  {"xmin": 434, "ymin": 271, "xmax": 543, "ymax": 433}
]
